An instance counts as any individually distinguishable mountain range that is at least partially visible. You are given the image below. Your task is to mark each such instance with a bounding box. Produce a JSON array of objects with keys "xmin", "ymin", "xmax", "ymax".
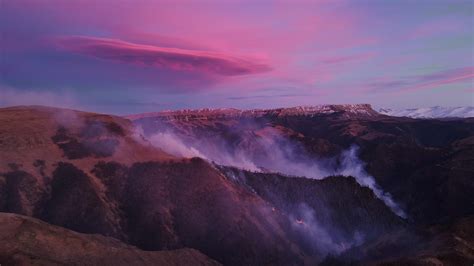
[{"xmin": 1, "ymin": 104, "xmax": 473, "ymax": 265}]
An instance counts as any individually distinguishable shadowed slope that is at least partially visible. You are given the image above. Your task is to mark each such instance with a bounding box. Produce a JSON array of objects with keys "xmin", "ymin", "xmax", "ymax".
[
  {"xmin": 2, "ymin": 105, "xmax": 473, "ymax": 265},
  {"xmin": 0, "ymin": 212, "xmax": 220, "ymax": 266},
  {"xmin": 0, "ymin": 106, "xmax": 311, "ymax": 265}
]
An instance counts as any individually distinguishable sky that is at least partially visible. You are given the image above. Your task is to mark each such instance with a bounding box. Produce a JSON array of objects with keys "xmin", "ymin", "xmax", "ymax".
[{"xmin": 0, "ymin": 0, "xmax": 473, "ymax": 114}]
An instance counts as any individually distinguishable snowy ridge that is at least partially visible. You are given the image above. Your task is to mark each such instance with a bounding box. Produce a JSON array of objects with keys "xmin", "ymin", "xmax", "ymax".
[
  {"xmin": 379, "ymin": 106, "xmax": 474, "ymax": 118},
  {"xmin": 126, "ymin": 104, "xmax": 379, "ymax": 120}
]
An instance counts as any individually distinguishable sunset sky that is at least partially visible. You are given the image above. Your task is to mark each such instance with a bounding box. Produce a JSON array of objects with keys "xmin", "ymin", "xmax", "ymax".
[{"xmin": 1, "ymin": 0, "xmax": 473, "ymax": 114}]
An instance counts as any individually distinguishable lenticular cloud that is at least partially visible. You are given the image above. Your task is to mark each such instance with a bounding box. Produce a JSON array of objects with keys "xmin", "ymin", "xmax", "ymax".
[{"xmin": 54, "ymin": 36, "xmax": 271, "ymax": 76}]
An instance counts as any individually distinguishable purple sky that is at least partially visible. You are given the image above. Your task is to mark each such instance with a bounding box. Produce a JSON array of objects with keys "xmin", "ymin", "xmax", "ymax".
[{"xmin": 1, "ymin": 0, "xmax": 473, "ymax": 114}]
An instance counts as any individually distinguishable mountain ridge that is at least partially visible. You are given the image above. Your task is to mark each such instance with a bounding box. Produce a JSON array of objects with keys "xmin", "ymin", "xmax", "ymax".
[
  {"xmin": 125, "ymin": 104, "xmax": 380, "ymax": 120},
  {"xmin": 1, "ymin": 105, "xmax": 474, "ymax": 265},
  {"xmin": 379, "ymin": 106, "xmax": 474, "ymax": 118}
]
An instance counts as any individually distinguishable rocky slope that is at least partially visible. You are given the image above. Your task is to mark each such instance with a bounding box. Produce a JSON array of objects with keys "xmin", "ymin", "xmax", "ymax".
[
  {"xmin": 1, "ymin": 105, "xmax": 473, "ymax": 265},
  {"xmin": 218, "ymin": 167, "xmax": 405, "ymax": 252},
  {"xmin": 218, "ymin": 167, "xmax": 474, "ymax": 265},
  {"xmin": 326, "ymin": 215, "xmax": 474, "ymax": 265},
  {"xmin": 0, "ymin": 106, "xmax": 314, "ymax": 265},
  {"xmin": 0, "ymin": 212, "xmax": 219, "ymax": 266},
  {"xmin": 130, "ymin": 104, "xmax": 474, "ymax": 225},
  {"xmin": 130, "ymin": 104, "xmax": 474, "ymax": 264}
]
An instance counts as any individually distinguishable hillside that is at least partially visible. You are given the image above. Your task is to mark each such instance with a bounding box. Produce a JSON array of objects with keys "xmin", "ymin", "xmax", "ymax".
[
  {"xmin": 129, "ymin": 104, "xmax": 474, "ymax": 264},
  {"xmin": 0, "ymin": 106, "xmax": 311, "ymax": 265},
  {"xmin": 130, "ymin": 104, "xmax": 474, "ymax": 225},
  {"xmin": 0, "ymin": 212, "xmax": 219, "ymax": 266},
  {"xmin": 1, "ymin": 105, "xmax": 473, "ymax": 265}
]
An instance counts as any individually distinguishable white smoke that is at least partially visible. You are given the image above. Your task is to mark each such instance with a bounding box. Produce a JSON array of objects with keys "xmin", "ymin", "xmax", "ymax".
[
  {"xmin": 290, "ymin": 204, "xmax": 365, "ymax": 255},
  {"xmin": 146, "ymin": 131, "xmax": 260, "ymax": 171},
  {"xmin": 136, "ymin": 124, "xmax": 406, "ymax": 218},
  {"xmin": 335, "ymin": 146, "xmax": 407, "ymax": 218},
  {"xmin": 148, "ymin": 132, "xmax": 207, "ymax": 159}
]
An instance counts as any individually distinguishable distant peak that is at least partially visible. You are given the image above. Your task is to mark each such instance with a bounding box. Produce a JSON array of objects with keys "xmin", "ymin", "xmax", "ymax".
[
  {"xmin": 378, "ymin": 106, "xmax": 474, "ymax": 118},
  {"xmin": 126, "ymin": 104, "xmax": 380, "ymax": 120}
]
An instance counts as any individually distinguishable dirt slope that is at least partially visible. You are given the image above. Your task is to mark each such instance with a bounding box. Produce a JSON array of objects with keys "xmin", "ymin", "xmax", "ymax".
[{"xmin": 0, "ymin": 212, "xmax": 220, "ymax": 266}]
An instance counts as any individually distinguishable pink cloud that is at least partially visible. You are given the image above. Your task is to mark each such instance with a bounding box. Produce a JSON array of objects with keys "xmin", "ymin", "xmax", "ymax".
[
  {"xmin": 403, "ymin": 67, "xmax": 474, "ymax": 93},
  {"xmin": 366, "ymin": 67, "xmax": 474, "ymax": 94},
  {"xmin": 54, "ymin": 36, "xmax": 272, "ymax": 76}
]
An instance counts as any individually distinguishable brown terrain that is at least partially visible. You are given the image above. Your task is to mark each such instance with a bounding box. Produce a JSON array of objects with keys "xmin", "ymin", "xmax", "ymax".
[
  {"xmin": 0, "ymin": 106, "xmax": 309, "ymax": 265},
  {"xmin": 0, "ymin": 212, "xmax": 219, "ymax": 266},
  {"xmin": 131, "ymin": 104, "xmax": 474, "ymax": 226},
  {"xmin": 1, "ymin": 104, "xmax": 473, "ymax": 265},
  {"xmin": 131, "ymin": 104, "xmax": 474, "ymax": 265}
]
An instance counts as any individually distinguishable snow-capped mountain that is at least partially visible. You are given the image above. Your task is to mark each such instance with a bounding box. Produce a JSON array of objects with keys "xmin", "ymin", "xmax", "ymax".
[
  {"xmin": 379, "ymin": 106, "xmax": 474, "ymax": 118},
  {"xmin": 126, "ymin": 104, "xmax": 380, "ymax": 120}
]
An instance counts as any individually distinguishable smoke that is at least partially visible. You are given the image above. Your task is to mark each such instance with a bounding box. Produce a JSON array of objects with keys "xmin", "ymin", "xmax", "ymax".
[
  {"xmin": 48, "ymin": 108, "xmax": 125, "ymax": 160},
  {"xmin": 290, "ymin": 204, "xmax": 365, "ymax": 255},
  {"xmin": 335, "ymin": 146, "xmax": 407, "ymax": 218},
  {"xmin": 141, "ymin": 127, "xmax": 260, "ymax": 171},
  {"xmin": 130, "ymin": 117, "xmax": 409, "ymax": 259},
  {"xmin": 135, "ymin": 121, "xmax": 405, "ymax": 218},
  {"xmin": 220, "ymin": 166, "xmax": 372, "ymax": 257},
  {"xmin": 148, "ymin": 132, "xmax": 207, "ymax": 159},
  {"xmin": 53, "ymin": 108, "xmax": 84, "ymax": 128}
]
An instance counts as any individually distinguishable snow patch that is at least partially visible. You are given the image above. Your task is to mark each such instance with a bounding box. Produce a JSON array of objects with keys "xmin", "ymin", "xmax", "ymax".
[{"xmin": 379, "ymin": 106, "xmax": 474, "ymax": 118}]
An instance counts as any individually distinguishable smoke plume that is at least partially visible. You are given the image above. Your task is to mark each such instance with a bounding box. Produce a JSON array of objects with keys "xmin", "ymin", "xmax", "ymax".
[
  {"xmin": 136, "ymin": 122, "xmax": 406, "ymax": 218},
  {"xmin": 335, "ymin": 146, "xmax": 406, "ymax": 218},
  {"xmin": 290, "ymin": 204, "xmax": 365, "ymax": 255}
]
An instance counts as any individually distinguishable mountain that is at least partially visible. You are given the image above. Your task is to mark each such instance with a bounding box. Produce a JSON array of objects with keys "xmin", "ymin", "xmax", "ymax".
[
  {"xmin": 130, "ymin": 104, "xmax": 474, "ymax": 264},
  {"xmin": 0, "ymin": 106, "xmax": 311, "ymax": 265},
  {"xmin": 1, "ymin": 105, "xmax": 474, "ymax": 265},
  {"xmin": 379, "ymin": 106, "xmax": 474, "ymax": 118},
  {"xmin": 125, "ymin": 104, "xmax": 381, "ymax": 120}
]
